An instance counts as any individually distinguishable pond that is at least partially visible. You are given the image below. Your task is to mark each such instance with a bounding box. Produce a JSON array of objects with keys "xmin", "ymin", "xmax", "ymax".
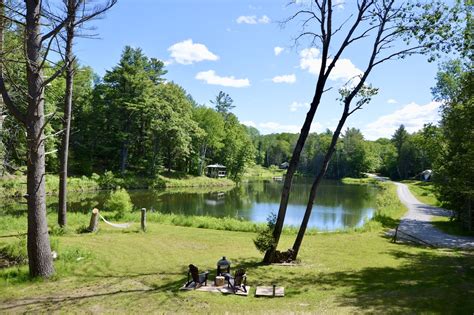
[{"xmin": 2, "ymin": 179, "xmax": 378, "ymax": 231}]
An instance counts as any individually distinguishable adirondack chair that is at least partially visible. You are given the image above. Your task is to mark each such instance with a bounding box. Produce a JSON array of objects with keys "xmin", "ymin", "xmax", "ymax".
[
  {"xmin": 226, "ymin": 268, "xmax": 247, "ymax": 293},
  {"xmin": 185, "ymin": 264, "xmax": 209, "ymax": 288}
]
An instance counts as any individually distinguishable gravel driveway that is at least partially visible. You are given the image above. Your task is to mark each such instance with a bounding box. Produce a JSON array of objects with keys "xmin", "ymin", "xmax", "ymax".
[{"xmin": 393, "ymin": 182, "xmax": 474, "ymax": 249}]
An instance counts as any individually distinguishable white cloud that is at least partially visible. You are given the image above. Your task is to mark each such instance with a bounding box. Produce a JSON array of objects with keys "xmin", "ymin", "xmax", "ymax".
[
  {"xmin": 387, "ymin": 98, "xmax": 398, "ymax": 104},
  {"xmin": 258, "ymin": 15, "xmax": 271, "ymax": 24},
  {"xmin": 272, "ymin": 74, "xmax": 296, "ymax": 84},
  {"xmin": 236, "ymin": 15, "xmax": 270, "ymax": 24},
  {"xmin": 259, "ymin": 122, "xmax": 301, "ymax": 134},
  {"xmin": 335, "ymin": 0, "xmax": 345, "ymax": 9},
  {"xmin": 289, "ymin": 101, "xmax": 309, "ymax": 112},
  {"xmin": 299, "ymin": 48, "xmax": 362, "ymax": 84},
  {"xmin": 363, "ymin": 101, "xmax": 442, "ymax": 140},
  {"xmin": 244, "ymin": 120, "xmax": 326, "ymax": 134},
  {"xmin": 242, "ymin": 120, "xmax": 257, "ymax": 128},
  {"xmin": 195, "ymin": 70, "xmax": 250, "ymax": 88},
  {"xmin": 168, "ymin": 39, "xmax": 219, "ymax": 65},
  {"xmin": 236, "ymin": 15, "xmax": 257, "ymax": 24},
  {"xmin": 274, "ymin": 46, "xmax": 284, "ymax": 56}
]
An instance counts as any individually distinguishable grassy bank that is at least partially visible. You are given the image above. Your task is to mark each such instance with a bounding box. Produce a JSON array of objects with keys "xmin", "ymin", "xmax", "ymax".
[
  {"xmin": 1, "ymin": 222, "xmax": 473, "ymax": 313},
  {"xmin": 0, "ymin": 172, "xmax": 235, "ymax": 199},
  {"xmin": 401, "ymin": 180, "xmax": 440, "ymax": 206},
  {"xmin": 0, "ymin": 177, "xmax": 404, "ymax": 236},
  {"xmin": 154, "ymin": 173, "xmax": 235, "ymax": 188},
  {"xmin": 341, "ymin": 178, "xmax": 406, "ymax": 231},
  {"xmin": 242, "ymin": 164, "xmax": 286, "ymax": 181},
  {"xmin": 1, "ymin": 178, "xmax": 472, "ymax": 313},
  {"xmin": 400, "ymin": 180, "xmax": 474, "ymax": 236}
]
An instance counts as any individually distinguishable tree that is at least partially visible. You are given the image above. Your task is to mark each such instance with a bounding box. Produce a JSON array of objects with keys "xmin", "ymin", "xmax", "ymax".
[
  {"xmin": 96, "ymin": 46, "xmax": 166, "ymax": 174},
  {"xmin": 341, "ymin": 128, "xmax": 368, "ymax": 177},
  {"xmin": 433, "ymin": 59, "xmax": 473, "ymax": 230},
  {"xmin": 193, "ymin": 106, "xmax": 225, "ymax": 175},
  {"xmin": 267, "ymin": 0, "xmax": 458, "ymax": 262},
  {"xmin": 211, "ymin": 91, "xmax": 234, "ymax": 117},
  {"xmin": 0, "ymin": 0, "xmax": 74, "ymax": 277},
  {"xmin": 391, "ymin": 125, "xmax": 409, "ymax": 179},
  {"xmin": 58, "ymin": 0, "xmax": 116, "ymax": 227},
  {"xmin": 219, "ymin": 114, "xmax": 255, "ymax": 180},
  {"xmin": 153, "ymin": 82, "xmax": 203, "ymax": 173}
]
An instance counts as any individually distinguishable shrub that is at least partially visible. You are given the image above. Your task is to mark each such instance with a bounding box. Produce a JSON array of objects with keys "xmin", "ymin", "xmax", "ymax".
[
  {"xmin": 104, "ymin": 188, "xmax": 133, "ymax": 218},
  {"xmin": 253, "ymin": 213, "xmax": 277, "ymax": 253},
  {"xmin": 99, "ymin": 171, "xmax": 124, "ymax": 189}
]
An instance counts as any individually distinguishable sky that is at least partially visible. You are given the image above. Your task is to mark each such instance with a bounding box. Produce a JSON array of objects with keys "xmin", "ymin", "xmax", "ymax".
[{"xmin": 74, "ymin": 0, "xmax": 444, "ymax": 140}]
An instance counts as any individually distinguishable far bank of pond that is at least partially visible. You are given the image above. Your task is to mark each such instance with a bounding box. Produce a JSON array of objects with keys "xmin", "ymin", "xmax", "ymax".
[{"xmin": 1, "ymin": 179, "xmax": 378, "ymax": 231}]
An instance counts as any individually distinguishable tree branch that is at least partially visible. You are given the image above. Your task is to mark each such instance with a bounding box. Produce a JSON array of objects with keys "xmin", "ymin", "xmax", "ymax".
[{"xmin": 0, "ymin": 75, "xmax": 26, "ymax": 125}]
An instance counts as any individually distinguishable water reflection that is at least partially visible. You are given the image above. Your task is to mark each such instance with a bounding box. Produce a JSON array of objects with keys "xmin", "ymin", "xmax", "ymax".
[{"xmin": 1, "ymin": 179, "xmax": 377, "ymax": 231}]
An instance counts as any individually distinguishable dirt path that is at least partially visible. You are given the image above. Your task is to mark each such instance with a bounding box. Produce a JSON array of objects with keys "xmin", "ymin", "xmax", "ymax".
[{"xmin": 393, "ymin": 182, "xmax": 474, "ymax": 249}]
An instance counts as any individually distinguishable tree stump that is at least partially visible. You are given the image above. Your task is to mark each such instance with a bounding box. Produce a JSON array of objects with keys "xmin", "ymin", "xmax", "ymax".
[
  {"xmin": 88, "ymin": 208, "xmax": 99, "ymax": 232},
  {"xmin": 141, "ymin": 208, "xmax": 147, "ymax": 232}
]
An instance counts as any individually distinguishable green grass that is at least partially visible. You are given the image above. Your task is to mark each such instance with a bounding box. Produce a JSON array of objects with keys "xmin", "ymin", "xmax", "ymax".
[
  {"xmin": 341, "ymin": 177, "xmax": 380, "ymax": 187},
  {"xmin": 1, "ymin": 180, "xmax": 472, "ymax": 313},
  {"xmin": 402, "ymin": 180, "xmax": 440, "ymax": 207},
  {"xmin": 155, "ymin": 173, "xmax": 235, "ymax": 188},
  {"xmin": 0, "ymin": 223, "xmax": 473, "ymax": 313},
  {"xmin": 0, "ymin": 172, "xmax": 235, "ymax": 199},
  {"xmin": 431, "ymin": 216, "xmax": 474, "ymax": 237},
  {"xmin": 401, "ymin": 180, "xmax": 474, "ymax": 236},
  {"xmin": 242, "ymin": 164, "xmax": 286, "ymax": 181}
]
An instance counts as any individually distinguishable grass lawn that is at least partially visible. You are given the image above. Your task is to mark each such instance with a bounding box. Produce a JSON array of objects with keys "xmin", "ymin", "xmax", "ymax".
[
  {"xmin": 242, "ymin": 165, "xmax": 286, "ymax": 181},
  {"xmin": 402, "ymin": 180, "xmax": 440, "ymax": 207},
  {"xmin": 1, "ymin": 181, "xmax": 473, "ymax": 313},
  {"xmin": 1, "ymin": 224, "xmax": 473, "ymax": 313}
]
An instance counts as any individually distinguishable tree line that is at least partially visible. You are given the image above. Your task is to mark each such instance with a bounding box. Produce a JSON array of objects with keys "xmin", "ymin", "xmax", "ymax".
[{"xmin": 1, "ymin": 45, "xmax": 256, "ymax": 181}]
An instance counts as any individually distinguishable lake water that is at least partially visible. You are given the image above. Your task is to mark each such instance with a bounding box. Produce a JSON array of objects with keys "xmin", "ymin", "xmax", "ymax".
[{"xmin": 3, "ymin": 179, "xmax": 377, "ymax": 231}]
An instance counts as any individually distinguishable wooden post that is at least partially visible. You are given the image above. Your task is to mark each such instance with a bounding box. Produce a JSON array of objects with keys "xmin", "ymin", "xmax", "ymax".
[
  {"xmin": 272, "ymin": 284, "xmax": 276, "ymax": 297},
  {"xmin": 88, "ymin": 208, "xmax": 99, "ymax": 232},
  {"xmin": 392, "ymin": 225, "xmax": 399, "ymax": 243},
  {"xmin": 141, "ymin": 208, "xmax": 147, "ymax": 232}
]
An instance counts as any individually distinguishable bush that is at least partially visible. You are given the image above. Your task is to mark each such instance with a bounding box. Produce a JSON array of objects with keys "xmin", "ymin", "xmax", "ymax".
[
  {"xmin": 253, "ymin": 213, "xmax": 277, "ymax": 253},
  {"xmin": 1, "ymin": 236, "xmax": 28, "ymax": 265},
  {"xmin": 104, "ymin": 188, "xmax": 133, "ymax": 218}
]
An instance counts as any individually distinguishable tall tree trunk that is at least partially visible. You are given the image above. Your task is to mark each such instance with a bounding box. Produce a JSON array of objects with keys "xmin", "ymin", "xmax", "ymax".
[
  {"xmin": 25, "ymin": 0, "xmax": 54, "ymax": 277},
  {"xmin": 120, "ymin": 140, "xmax": 128, "ymax": 174},
  {"xmin": 263, "ymin": 61, "xmax": 331, "ymax": 263},
  {"xmin": 58, "ymin": 0, "xmax": 76, "ymax": 227},
  {"xmin": 291, "ymin": 112, "xmax": 349, "ymax": 259}
]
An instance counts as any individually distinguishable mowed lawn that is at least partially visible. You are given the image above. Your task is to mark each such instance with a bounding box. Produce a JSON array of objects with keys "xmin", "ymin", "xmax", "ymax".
[{"xmin": 1, "ymin": 223, "xmax": 473, "ymax": 314}]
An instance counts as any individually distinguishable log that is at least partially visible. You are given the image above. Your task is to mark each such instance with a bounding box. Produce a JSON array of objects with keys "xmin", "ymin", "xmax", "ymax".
[
  {"xmin": 88, "ymin": 208, "xmax": 99, "ymax": 232},
  {"xmin": 141, "ymin": 208, "xmax": 147, "ymax": 232}
]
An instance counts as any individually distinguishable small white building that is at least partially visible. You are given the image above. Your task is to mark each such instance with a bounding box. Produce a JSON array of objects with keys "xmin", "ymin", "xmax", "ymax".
[{"xmin": 205, "ymin": 164, "xmax": 227, "ymax": 178}]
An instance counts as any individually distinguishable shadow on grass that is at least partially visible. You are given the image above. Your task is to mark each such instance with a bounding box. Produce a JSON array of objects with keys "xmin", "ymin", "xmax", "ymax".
[
  {"xmin": 372, "ymin": 213, "xmax": 400, "ymax": 229},
  {"xmin": 3, "ymin": 249, "xmax": 473, "ymax": 313},
  {"xmin": 0, "ymin": 271, "xmax": 187, "ymax": 312},
  {"xmin": 264, "ymin": 247, "xmax": 474, "ymax": 313},
  {"xmin": 432, "ymin": 220, "xmax": 474, "ymax": 237}
]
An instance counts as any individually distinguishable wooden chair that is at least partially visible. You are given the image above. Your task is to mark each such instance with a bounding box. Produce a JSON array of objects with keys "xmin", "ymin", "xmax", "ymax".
[
  {"xmin": 226, "ymin": 268, "xmax": 247, "ymax": 293},
  {"xmin": 185, "ymin": 264, "xmax": 209, "ymax": 288}
]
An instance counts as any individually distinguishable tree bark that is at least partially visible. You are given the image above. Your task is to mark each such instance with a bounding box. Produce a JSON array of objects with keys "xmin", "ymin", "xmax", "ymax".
[
  {"xmin": 263, "ymin": 40, "xmax": 332, "ymax": 264},
  {"xmin": 58, "ymin": 0, "xmax": 76, "ymax": 227},
  {"xmin": 291, "ymin": 112, "xmax": 349, "ymax": 259},
  {"xmin": 25, "ymin": 0, "xmax": 54, "ymax": 277}
]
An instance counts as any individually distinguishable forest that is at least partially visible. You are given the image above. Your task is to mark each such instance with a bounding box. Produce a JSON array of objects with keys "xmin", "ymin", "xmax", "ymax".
[
  {"xmin": 0, "ymin": 44, "xmax": 453, "ymax": 182},
  {"xmin": 1, "ymin": 42, "xmax": 472, "ymax": 227},
  {"xmin": 0, "ymin": 2, "xmax": 472, "ymax": 310}
]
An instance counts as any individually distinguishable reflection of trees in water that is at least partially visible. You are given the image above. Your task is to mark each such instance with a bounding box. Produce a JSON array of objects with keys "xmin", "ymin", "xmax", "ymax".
[
  {"xmin": 2, "ymin": 180, "xmax": 377, "ymax": 229},
  {"xmin": 250, "ymin": 180, "xmax": 376, "ymax": 211}
]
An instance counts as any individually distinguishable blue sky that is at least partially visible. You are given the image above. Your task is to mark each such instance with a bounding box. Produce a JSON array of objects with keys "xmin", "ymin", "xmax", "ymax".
[{"xmin": 75, "ymin": 0, "xmax": 443, "ymax": 140}]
